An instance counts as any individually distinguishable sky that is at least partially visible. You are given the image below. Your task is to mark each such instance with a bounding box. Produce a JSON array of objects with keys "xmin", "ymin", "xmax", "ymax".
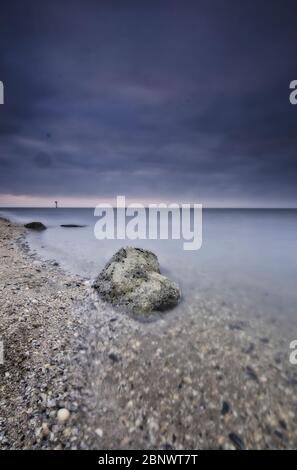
[{"xmin": 0, "ymin": 0, "xmax": 297, "ymax": 207}]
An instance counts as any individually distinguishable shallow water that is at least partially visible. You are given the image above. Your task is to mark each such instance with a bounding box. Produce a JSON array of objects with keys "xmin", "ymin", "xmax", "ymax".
[{"xmin": 1, "ymin": 208, "xmax": 297, "ymax": 325}]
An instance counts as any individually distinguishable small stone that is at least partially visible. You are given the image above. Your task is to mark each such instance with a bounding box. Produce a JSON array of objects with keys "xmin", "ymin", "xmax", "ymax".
[
  {"xmin": 47, "ymin": 398, "xmax": 57, "ymax": 408},
  {"xmin": 183, "ymin": 376, "xmax": 192, "ymax": 385},
  {"xmin": 135, "ymin": 417, "xmax": 143, "ymax": 428},
  {"xmin": 95, "ymin": 428, "xmax": 103, "ymax": 438},
  {"xmin": 162, "ymin": 443, "xmax": 175, "ymax": 450},
  {"xmin": 218, "ymin": 436, "xmax": 225, "ymax": 446},
  {"xmin": 228, "ymin": 432, "xmax": 245, "ymax": 450},
  {"xmin": 132, "ymin": 340, "xmax": 141, "ymax": 351},
  {"xmin": 63, "ymin": 428, "xmax": 72, "ymax": 438},
  {"xmin": 228, "ymin": 321, "xmax": 246, "ymax": 331},
  {"xmin": 254, "ymin": 432, "xmax": 262, "ymax": 443},
  {"xmin": 121, "ymin": 437, "xmax": 130, "ymax": 447},
  {"xmin": 221, "ymin": 400, "xmax": 231, "ymax": 415},
  {"xmin": 266, "ymin": 414, "xmax": 278, "ymax": 427},
  {"xmin": 41, "ymin": 422, "xmax": 50, "ymax": 437},
  {"xmin": 245, "ymin": 366, "xmax": 259, "ymax": 382},
  {"xmin": 279, "ymin": 419, "xmax": 287, "ymax": 430},
  {"xmin": 242, "ymin": 343, "xmax": 255, "ymax": 354},
  {"xmin": 108, "ymin": 352, "xmax": 119, "ymax": 363},
  {"xmin": 57, "ymin": 408, "xmax": 70, "ymax": 423},
  {"xmin": 274, "ymin": 352, "xmax": 282, "ymax": 364}
]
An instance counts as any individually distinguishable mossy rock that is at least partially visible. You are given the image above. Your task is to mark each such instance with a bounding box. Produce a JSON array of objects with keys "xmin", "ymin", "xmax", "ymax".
[{"xmin": 93, "ymin": 247, "xmax": 181, "ymax": 316}]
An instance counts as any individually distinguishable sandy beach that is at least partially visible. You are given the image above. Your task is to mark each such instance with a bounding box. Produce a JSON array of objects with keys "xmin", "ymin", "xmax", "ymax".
[{"xmin": 1, "ymin": 217, "xmax": 297, "ymax": 450}]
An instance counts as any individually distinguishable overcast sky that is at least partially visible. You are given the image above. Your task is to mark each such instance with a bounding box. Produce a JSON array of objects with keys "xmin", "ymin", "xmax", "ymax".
[{"xmin": 0, "ymin": 0, "xmax": 297, "ymax": 207}]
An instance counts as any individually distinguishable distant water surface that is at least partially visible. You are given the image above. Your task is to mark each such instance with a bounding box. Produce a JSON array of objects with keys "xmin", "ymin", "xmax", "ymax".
[{"xmin": 1, "ymin": 208, "xmax": 297, "ymax": 325}]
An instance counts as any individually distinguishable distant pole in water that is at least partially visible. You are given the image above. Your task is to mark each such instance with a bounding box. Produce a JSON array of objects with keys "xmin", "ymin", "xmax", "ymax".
[{"xmin": 54, "ymin": 201, "xmax": 58, "ymax": 209}]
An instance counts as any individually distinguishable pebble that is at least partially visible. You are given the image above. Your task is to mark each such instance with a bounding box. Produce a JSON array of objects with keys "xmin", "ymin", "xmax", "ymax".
[
  {"xmin": 108, "ymin": 352, "xmax": 119, "ymax": 363},
  {"xmin": 41, "ymin": 422, "xmax": 50, "ymax": 437},
  {"xmin": 57, "ymin": 408, "xmax": 70, "ymax": 424},
  {"xmin": 183, "ymin": 376, "xmax": 192, "ymax": 385},
  {"xmin": 228, "ymin": 432, "xmax": 246, "ymax": 450},
  {"xmin": 245, "ymin": 366, "xmax": 259, "ymax": 382},
  {"xmin": 95, "ymin": 428, "xmax": 103, "ymax": 438},
  {"xmin": 221, "ymin": 401, "xmax": 231, "ymax": 415}
]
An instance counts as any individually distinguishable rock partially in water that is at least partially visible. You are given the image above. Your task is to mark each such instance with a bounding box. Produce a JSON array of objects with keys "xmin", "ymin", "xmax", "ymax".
[
  {"xmin": 60, "ymin": 224, "xmax": 87, "ymax": 228},
  {"xmin": 24, "ymin": 221, "xmax": 46, "ymax": 231},
  {"xmin": 93, "ymin": 247, "xmax": 181, "ymax": 316}
]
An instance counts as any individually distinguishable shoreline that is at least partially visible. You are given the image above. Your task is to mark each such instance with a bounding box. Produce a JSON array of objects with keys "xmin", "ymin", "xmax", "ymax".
[
  {"xmin": 1, "ymin": 218, "xmax": 297, "ymax": 449},
  {"xmin": 0, "ymin": 218, "xmax": 91, "ymax": 449}
]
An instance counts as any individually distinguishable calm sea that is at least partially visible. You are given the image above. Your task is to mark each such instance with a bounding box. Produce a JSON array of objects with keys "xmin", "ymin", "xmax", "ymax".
[{"xmin": 1, "ymin": 208, "xmax": 297, "ymax": 325}]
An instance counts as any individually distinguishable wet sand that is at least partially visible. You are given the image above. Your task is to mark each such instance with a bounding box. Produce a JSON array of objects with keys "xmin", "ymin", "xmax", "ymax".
[{"xmin": 1, "ymin": 218, "xmax": 297, "ymax": 449}]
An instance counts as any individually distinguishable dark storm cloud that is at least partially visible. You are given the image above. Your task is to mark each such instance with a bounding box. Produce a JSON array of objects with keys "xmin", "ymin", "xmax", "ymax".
[
  {"xmin": 33, "ymin": 152, "xmax": 53, "ymax": 169},
  {"xmin": 0, "ymin": 0, "xmax": 297, "ymax": 206}
]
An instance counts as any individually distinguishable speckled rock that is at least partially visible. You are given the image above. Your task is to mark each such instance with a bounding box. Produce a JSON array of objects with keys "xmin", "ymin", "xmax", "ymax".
[{"xmin": 92, "ymin": 247, "xmax": 181, "ymax": 315}]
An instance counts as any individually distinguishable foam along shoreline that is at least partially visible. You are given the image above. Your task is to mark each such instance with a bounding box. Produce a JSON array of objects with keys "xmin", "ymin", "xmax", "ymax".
[{"xmin": 1, "ymin": 218, "xmax": 297, "ymax": 449}]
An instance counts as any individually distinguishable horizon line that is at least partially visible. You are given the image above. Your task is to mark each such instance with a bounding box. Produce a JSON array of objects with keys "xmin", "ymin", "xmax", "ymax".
[{"xmin": 1, "ymin": 206, "xmax": 297, "ymax": 210}]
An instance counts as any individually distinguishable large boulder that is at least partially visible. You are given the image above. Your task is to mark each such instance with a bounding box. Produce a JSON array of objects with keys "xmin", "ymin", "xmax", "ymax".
[
  {"xmin": 93, "ymin": 247, "xmax": 181, "ymax": 316},
  {"xmin": 24, "ymin": 221, "xmax": 46, "ymax": 231}
]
